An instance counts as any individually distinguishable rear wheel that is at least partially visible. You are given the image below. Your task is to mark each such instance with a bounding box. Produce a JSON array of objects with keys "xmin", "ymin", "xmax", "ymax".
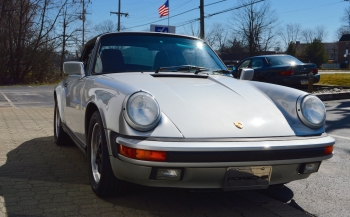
[
  {"xmin": 87, "ymin": 111, "xmax": 126, "ymax": 197},
  {"xmin": 54, "ymin": 101, "xmax": 70, "ymax": 146}
]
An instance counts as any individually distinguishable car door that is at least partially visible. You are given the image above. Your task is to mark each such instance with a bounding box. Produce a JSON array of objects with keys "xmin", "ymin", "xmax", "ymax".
[
  {"xmin": 64, "ymin": 46, "xmax": 94, "ymax": 143},
  {"xmin": 64, "ymin": 75, "xmax": 87, "ymax": 142},
  {"xmin": 250, "ymin": 57, "xmax": 264, "ymax": 81}
]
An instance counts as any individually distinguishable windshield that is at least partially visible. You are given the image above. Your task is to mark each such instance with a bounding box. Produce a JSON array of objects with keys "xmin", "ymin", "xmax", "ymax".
[
  {"xmin": 93, "ymin": 33, "xmax": 226, "ymax": 74},
  {"xmin": 265, "ymin": 55, "xmax": 303, "ymax": 66}
]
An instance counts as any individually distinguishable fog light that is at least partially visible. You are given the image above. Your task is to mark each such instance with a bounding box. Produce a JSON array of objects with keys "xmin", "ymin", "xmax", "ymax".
[
  {"xmin": 299, "ymin": 162, "xmax": 321, "ymax": 174},
  {"xmin": 156, "ymin": 168, "xmax": 182, "ymax": 180}
]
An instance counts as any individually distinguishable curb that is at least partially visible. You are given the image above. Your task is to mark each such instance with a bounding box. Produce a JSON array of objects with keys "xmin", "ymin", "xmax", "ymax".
[{"xmin": 314, "ymin": 92, "xmax": 350, "ymax": 101}]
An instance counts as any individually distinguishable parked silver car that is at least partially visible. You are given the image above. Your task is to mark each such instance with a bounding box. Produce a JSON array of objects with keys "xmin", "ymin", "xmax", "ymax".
[{"xmin": 54, "ymin": 32, "xmax": 334, "ymax": 197}]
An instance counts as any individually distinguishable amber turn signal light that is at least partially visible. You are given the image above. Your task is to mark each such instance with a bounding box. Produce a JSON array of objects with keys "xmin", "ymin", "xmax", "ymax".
[
  {"xmin": 325, "ymin": 145, "xmax": 333, "ymax": 155},
  {"xmin": 119, "ymin": 144, "xmax": 166, "ymax": 162}
]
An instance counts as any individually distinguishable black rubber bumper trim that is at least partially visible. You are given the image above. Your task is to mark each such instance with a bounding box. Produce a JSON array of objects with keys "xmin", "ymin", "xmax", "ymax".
[{"xmin": 166, "ymin": 148, "xmax": 328, "ymax": 162}]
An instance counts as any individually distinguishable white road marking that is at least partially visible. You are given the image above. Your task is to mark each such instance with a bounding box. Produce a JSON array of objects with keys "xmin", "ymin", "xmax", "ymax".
[
  {"xmin": 1, "ymin": 93, "xmax": 18, "ymax": 109},
  {"xmin": 329, "ymin": 134, "xmax": 350, "ymax": 140}
]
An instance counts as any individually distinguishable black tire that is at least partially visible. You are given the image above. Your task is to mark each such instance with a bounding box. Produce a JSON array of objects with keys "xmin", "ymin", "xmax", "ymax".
[
  {"xmin": 87, "ymin": 111, "xmax": 126, "ymax": 197},
  {"xmin": 54, "ymin": 101, "xmax": 71, "ymax": 146}
]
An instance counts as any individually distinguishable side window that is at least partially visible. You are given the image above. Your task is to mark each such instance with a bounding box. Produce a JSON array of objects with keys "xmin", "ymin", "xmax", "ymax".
[
  {"xmin": 238, "ymin": 59, "xmax": 251, "ymax": 70},
  {"xmin": 251, "ymin": 58, "xmax": 263, "ymax": 69},
  {"xmin": 80, "ymin": 43, "xmax": 95, "ymax": 74}
]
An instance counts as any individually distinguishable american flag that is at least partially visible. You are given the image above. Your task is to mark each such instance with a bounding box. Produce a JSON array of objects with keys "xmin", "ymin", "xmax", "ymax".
[{"xmin": 158, "ymin": 0, "xmax": 169, "ymax": 17}]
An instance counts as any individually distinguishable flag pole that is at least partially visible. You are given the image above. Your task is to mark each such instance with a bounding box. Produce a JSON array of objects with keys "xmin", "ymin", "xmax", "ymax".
[{"xmin": 168, "ymin": 0, "xmax": 169, "ymax": 27}]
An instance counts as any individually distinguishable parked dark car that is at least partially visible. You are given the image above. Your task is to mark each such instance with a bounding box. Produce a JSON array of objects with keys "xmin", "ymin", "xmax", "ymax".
[{"xmin": 232, "ymin": 55, "xmax": 320, "ymax": 86}]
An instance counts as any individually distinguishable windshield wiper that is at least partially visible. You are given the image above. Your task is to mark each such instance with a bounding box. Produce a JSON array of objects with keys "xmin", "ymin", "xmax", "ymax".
[
  {"xmin": 212, "ymin": 69, "xmax": 232, "ymax": 75},
  {"xmin": 155, "ymin": 65, "xmax": 209, "ymax": 74}
]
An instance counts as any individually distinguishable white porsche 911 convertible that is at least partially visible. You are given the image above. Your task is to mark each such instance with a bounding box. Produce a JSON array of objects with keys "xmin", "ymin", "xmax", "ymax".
[{"xmin": 54, "ymin": 32, "xmax": 334, "ymax": 197}]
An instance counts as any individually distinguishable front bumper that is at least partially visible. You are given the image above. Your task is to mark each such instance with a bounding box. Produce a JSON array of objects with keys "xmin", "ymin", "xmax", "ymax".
[{"xmin": 108, "ymin": 132, "xmax": 334, "ymax": 189}]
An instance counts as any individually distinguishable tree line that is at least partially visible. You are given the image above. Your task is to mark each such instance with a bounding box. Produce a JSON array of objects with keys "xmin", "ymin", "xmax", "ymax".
[
  {"xmin": 0, "ymin": 0, "xmax": 83, "ymax": 85},
  {"xmin": 0, "ymin": 0, "xmax": 349, "ymax": 85}
]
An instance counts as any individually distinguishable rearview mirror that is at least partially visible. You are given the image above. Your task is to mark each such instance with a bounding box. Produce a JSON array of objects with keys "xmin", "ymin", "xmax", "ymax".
[
  {"xmin": 240, "ymin": 68, "xmax": 254, "ymax": 80},
  {"xmin": 63, "ymin": 61, "xmax": 85, "ymax": 76}
]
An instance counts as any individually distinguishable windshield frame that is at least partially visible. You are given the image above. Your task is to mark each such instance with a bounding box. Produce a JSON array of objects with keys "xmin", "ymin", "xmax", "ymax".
[{"xmin": 91, "ymin": 32, "xmax": 227, "ymax": 75}]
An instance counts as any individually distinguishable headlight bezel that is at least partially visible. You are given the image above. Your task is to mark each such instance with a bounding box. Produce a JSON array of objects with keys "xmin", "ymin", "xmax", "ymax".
[
  {"xmin": 296, "ymin": 94, "xmax": 326, "ymax": 129},
  {"xmin": 123, "ymin": 91, "xmax": 161, "ymax": 132}
]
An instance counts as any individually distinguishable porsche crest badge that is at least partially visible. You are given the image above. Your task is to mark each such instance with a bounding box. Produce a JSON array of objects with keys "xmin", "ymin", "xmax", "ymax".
[{"xmin": 234, "ymin": 122, "xmax": 243, "ymax": 129}]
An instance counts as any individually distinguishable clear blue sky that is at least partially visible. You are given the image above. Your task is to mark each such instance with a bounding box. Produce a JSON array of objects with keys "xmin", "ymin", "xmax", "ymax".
[{"xmin": 85, "ymin": 0, "xmax": 349, "ymax": 42}]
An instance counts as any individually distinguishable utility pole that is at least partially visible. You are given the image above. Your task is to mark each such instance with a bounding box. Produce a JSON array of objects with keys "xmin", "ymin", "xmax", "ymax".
[
  {"xmin": 82, "ymin": 0, "xmax": 85, "ymax": 48},
  {"xmin": 60, "ymin": 4, "xmax": 67, "ymax": 76},
  {"xmin": 79, "ymin": 0, "xmax": 90, "ymax": 49},
  {"xmin": 110, "ymin": 0, "xmax": 128, "ymax": 32},
  {"xmin": 199, "ymin": 0, "xmax": 204, "ymax": 39}
]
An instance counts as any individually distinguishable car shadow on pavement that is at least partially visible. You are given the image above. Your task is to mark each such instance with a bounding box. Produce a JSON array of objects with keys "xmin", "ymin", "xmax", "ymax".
[
  {"xmin": 0, "ymin": 136, "xmax": 309, "ymax": 217},
  {"xmin": 258, "ymin": 187, "xmax": 311, "ymax": 215}
]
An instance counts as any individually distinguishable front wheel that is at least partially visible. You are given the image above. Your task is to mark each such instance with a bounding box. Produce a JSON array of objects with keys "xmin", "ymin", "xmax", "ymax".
[{"xmin": 87, "ymin": 111, "xmax": 126, "ymax": 197}]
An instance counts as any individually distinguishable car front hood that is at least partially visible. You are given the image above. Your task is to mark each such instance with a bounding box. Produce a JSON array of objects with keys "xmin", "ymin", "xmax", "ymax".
[{"xmin": 105, "ymin": 73, "xmax": 296, "ymax": 138}]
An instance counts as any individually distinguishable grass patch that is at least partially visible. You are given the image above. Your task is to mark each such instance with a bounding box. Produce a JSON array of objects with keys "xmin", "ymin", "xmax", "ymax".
[{"xmin": 318, "ymin": 73, "xmax": 350, "ymax": 87}]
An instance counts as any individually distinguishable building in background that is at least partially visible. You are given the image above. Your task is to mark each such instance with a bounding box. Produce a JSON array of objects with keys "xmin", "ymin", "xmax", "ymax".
[{"xmin": 338, "ymin": 34, "xmax": 350, "ymax": 68}]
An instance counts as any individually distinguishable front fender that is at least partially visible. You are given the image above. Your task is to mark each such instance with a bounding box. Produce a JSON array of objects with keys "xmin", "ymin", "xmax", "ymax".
[
  {"xmin": 247, "ymin": 81, "xmax": 325, "ymax": 135},
  {"xmin": 83, "ymin": 77, "xmax": 184, "ymax": 139}
]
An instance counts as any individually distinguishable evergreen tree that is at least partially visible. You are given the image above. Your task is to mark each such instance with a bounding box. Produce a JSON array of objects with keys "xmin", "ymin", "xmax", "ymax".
[
  {"xmin": 305, "ymin": 39, "xmax": 328, "ymax": 67},
  {"xmin": 286, "ymin": 42, "xmax": 296, "ymax": 56}
]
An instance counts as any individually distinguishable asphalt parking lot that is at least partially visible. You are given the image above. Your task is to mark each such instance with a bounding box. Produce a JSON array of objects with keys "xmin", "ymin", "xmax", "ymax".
[{"xmin": 0, "ymin": 85, "xmax": 339, "ymax": 217}]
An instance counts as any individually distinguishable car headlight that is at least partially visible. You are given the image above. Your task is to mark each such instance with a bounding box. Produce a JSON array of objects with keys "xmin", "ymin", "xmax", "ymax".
[
  {"xmin": 297, "ymin": 95, "xmax": 326, "ymax": 129},
  {"xmin": 123, "ymin": 91, "xmax": 161, "ymax": 131}
]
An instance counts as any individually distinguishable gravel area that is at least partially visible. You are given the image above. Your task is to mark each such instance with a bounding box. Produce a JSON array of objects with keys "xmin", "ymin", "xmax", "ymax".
[{"xmin": 311, "ymin": 86, "xmax": 350, "ymax": 94}]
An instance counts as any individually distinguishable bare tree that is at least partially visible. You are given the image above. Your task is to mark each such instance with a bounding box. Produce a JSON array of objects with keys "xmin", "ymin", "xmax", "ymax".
[
  {"xmin": 58, "ymin": 1, "xmax": 80, "ymax": 76},
  {"xmin": 94, "ymin": 20, "xmax": 117, "ymax": 35},
  {"xmin": 301, "ymin": 25, "xmax": 327, "ymax": 43},
  {"xmin": 315, "ymin": 25, "xmax": 327, "ymax": 41},
  {"xmin": 277, "ymin": 23, "xmax": 301, "ymax": 50},
  {"xmin": 180, "ymin": 22, "xmax": 229, "ymax": 52},
  {"xmin": 181, "ymin": 22, "xmax": 200, "ymax": 38},
  {"xmin": 335, "ymin": 26, "xmax": 350, "ymax": 40},
  {"xmin": 223, "ymin": 32, "xmax": 246, "ymax": 54},
  {"xmin": 229, "ymin": 0, "xmax": 278, "ymax": 56},
  {"xmin": 208, "ymin": 23, "xmax": 229, "ymax": 52},
  {"xmin": 335, "ymin": 7, "xmax": 350, "ymax": 40},
  {"xmin": 0, "ymin": 0, "xmax": 68, "ymax": 84},
  {"xmin": 301, "ymin": 28, "xmax": 314, "ymax": 44}
]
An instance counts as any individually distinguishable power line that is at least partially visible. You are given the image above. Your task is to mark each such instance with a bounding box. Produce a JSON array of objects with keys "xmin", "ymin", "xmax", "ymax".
[
  {"xmin": 176, "ymin": 0, "xmax": 264, "ymax": 28},
  {"xmin": 278, "ymin": 1, "xmax": 343, "ymax": 14},
  {"xmin": 124, "ymin": 0, "xmax": 227, "ymax": 30}
]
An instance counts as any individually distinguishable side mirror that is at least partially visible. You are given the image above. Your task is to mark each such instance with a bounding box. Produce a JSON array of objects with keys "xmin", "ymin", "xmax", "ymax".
[
  {"xmin": 63, "ymin": 61, "xmax": 84, "ymax": 76},
  {"xmin": 240, "ymin": 68, "xmax": 254, "ymax": 80}
]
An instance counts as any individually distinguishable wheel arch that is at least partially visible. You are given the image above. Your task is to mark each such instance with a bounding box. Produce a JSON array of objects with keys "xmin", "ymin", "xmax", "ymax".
[
  {"xmin": 85, "ymin": 102, "xmax": 99, "ymax": 139},
  {"xmin": 54, "ymin": 84, "xmax": 65, "ymax": 123},
  {"xmin": 85, "ymin": 101, "xmax": 114, "ymax": 156}
]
